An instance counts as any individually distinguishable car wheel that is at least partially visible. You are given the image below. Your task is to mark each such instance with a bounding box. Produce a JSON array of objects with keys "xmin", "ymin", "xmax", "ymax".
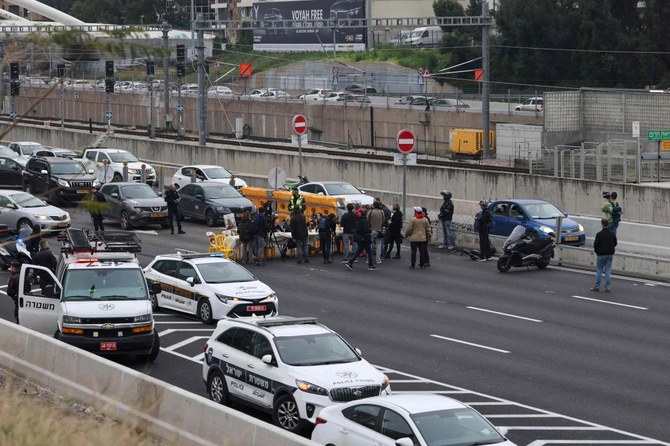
[
  {"xmin": 273, "ymin": 394, "xmax": 308, "ymax": 434},
  {"xmin": 150, "ymin": 293, "xmax": 160, "ymax": 311},
  {"xmin": 207, "ymin": 370, "xmax": 229, "ymax": 405},
  {"xmin": 113, "ymin": 173, "xmax": 123, "ymax": 182},
  {"xmin": 197, "ymin": 299, "xmax": 214, "ymax": 324},
  {"xmin": 497, "ymin": 256, "xmax": 512, "ymax": 273},
  {"xmin": 120, "ymin": 211, "xmax": 132, "ymax": 230},
  {"xmin": 17, "ymin": 218, "xmax": 33, "ymax": 233},
  {"xmin": 137, "ymin": 330, "xmax": 160, "ymax": 362},
  {"xmin": 205, "ymin": 209, "xmax": 217, "ymax": 227},
  {"xmin": 515, "ymin": 106, "xmax": 522, "ymax": 111},
  {"xmin": 536, "ymin": 258, "xmax": 551, "ymax": 269}
]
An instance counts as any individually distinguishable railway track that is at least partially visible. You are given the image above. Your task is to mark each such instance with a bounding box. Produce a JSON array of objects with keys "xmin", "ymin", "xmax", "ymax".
[{"xmin": 1, "ymin": 116, "xmax": 529, "ymax": 174}]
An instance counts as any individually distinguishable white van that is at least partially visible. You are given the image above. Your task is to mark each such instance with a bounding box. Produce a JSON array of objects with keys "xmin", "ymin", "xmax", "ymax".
[{"xmin": 407, "ymin": 26, "xmax": 444, "ymax": 47}]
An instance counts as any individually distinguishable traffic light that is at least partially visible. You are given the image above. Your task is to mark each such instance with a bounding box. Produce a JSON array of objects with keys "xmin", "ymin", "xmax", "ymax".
[
  {"xmin": 10, "ymin": 81, "xmax": 20, "ymax": 97},
  {"xmin": 10, "ymin": 63, "xmax": 19, "ymax": 81},
  {"xmin": 105, "ymin": 78, "xmax": 115, "ymax": 93},
  {"xmin": 176, "ymin": 44, "xmax": 185, "ymax": 63},
  {"xmin": 105, "ymin": 60, "xmax": 114, "ymax": 78},
  {"xmin": 176, "ymin": 63, "xmax": 185, "ymax": 78},
  {"xmin": 146, "ymin": 60, "xmax": 155, "ymax": 76},
  {"xmin": 57, "ymin": 64, "xmax": 66, "ymax": 78}
]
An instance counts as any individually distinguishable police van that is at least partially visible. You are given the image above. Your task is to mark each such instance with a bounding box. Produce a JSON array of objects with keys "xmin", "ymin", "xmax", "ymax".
[{"xmin": 18, "ymin": 229, "xmax": 161, "ymax": 361}]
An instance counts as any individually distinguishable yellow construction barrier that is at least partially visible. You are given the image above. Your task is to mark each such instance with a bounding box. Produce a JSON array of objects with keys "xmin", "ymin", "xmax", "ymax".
[{"xmin": 240, "ymin": 187, "xmax": 342, "ymax": 222}]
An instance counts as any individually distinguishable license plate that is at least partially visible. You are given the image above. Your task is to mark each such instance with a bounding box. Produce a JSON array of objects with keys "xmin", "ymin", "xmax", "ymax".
[
  {"xmin": 57, "ymin": 222, "xmax": 69, "ymax": 228},
  {"xmin": 100, "ymin": 342, "xmax": 117, "ymax": 351},
  {"xmin": 564, "ymin": 236, "xmax": 578, "ymax": 241},
  {"xmin": 77, "ymin": 189, "xmax": 89, "ymax": 194},
  {"xmin": 151, "ymin": 213, "xmax": 163, "ymax": 218},
  {"xmin": 247, "ymin": 305, "xmax": 267, "ymax": 312}
]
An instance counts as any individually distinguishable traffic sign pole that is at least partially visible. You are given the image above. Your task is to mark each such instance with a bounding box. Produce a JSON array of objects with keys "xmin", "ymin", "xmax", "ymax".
[
  {"xmin": 396, "ymin": 129, "xmax": 416, "ymax": 220},
  {"xmin": 292, "ymin": 115, "xmax": 308, "ymax": 178},
  {"xmin": 402, "ymin": 153, "xmax": 407, "ymax": 221}
]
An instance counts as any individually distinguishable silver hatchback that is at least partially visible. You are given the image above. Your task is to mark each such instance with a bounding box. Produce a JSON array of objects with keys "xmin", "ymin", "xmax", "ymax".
[{"xmin": 99, "ymin": 182, "xmax": 169, "ymax": 230}]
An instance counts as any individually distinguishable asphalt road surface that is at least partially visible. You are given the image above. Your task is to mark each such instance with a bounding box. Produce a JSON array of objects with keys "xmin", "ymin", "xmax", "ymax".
[{"xmin": 0, "ymin": 208, "xmax": 668, "ymax": 445}]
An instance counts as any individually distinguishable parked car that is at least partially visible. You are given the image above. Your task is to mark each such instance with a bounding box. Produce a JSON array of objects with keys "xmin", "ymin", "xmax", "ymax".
[
  {"xmin": 298, "ymin": 181, "xmax": 374, "ymax": 206},
  {"xmin": 81, "ymin": 148, "xmax": 156, "ymax": 185},
  {"xmin": 172, "ymin": 165, "xmax": 247, "ymax": 189},
  {"xmin": 22, "ymin": 156, "xmax": 99, "ymax": 205},
  {"xmin": 324, "ymin": 91, "xmax": 356, "ymax": 102},
  {"xmin": 8, "ymin": 141, "xmax": 45, "ymax": 158},
  {"xmin": 515, "ymin": 96, "xmax": 544, "ymax": 112},
  {"xmin": 488, "ymin": 199, "xmax": 585, "ymax": 246},
  {"xmin": 207, "ymin": 86, "xmax": 234, "ymax": 97},
  {"xmin": 311, "ymin": 394, "xmax": 515, "ymax": 446},
  {"xmin": 299, "ymin": 88, "xmax": 332, "ymax": 100},
  {"xmin": 431, "ymin": 98, "xmax": 470, "ymax": 111},
  {"xmin": 144, "ymin": 252, "xmax": 277, "ymax": 323},
  {"xmin": 407, "ymin": 25, "xmax": 444, "ymax": 47},
  {"xmin": 32, "ymin": 148, "xmax": 79, "ymax": 159},
  {"xmin": 243, "ymin": 88, "xmax": 272, "ymax": 97},
  {"xmin": 0, "ymin": 146, "xmax": 17, "ymax": 158},
  {"xmin": 344, "ymin": 83, "xmax": 377, "ymax": 94},
  {"xmin": 390, "ymin": 30, "xmax": 411, "ymax": 46},
  {"xmin": 265, "ymin": 90, "xmax": 291, "ymax": 99},
  {"xmin": 179, "ymin": 84, "xmax": 199, "ymax": 96},
  {"xmin": 0, "ymin": 189, "xmax": 70, "ymax": 232},
  {"xmin": 394, "ymin": 95, "xmax": 430, "ymax": 106},
  {"xmin": 99, "ymin": 182, "xmax": 169, "ymax": 230},
  {"xmin": 203, "ymin": 316, "xmax": 391, "ymax": 434},
  {"xmin": 177, "ymin": 182, "xmax": 255, "ymax": 226},
  {"xmin": 0, "ymin": 156, "xmax": 27, "ymax": 188}
]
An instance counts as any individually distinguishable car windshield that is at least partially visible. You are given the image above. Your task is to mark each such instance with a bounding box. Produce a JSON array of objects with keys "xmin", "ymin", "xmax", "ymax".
[
  {"xmin": 62, "ymin": 268, "xmax": 148, "ymax": 300},
  {"xmin": 50, "ymin": 162, "xmax": 87, "ymax": 175},
  {"xmin": 524, "ymin": 202, "xmax": 564, "ymax": 219},
  {"xmin": 411, "ymin": 407, "xmax": 503, "ymax": 446},
  {"xmin": 11, "ymin": 192, "xmax": 46, "ymax": 208},
  {"xmin": 20, "ymin": 144, "xmax": 44, "ymax": 155},
  {"xmin": 121, "ymin": 185, "xmax": 157, "ymax": 199},
  {"xmin": 108, "ymin": 152, "xmax": 139, "ymax": 163},
  {"xmin": 202, "ymin": 167, "xmax": 232, "ymax": 179},
  {"xmin": 274, "ymin": 333, "xmax": 360, "ymax": 366},
  {"xmin": 324, "ymin": 183, "xmax": 361, "ymax": 195},
  {"xmin": 196, "ymin": 261, "xmax": 256, "ymax": 283},
  {"xmin": 205, "ymin": 186, "xmax": 241, "ymax": 199}
]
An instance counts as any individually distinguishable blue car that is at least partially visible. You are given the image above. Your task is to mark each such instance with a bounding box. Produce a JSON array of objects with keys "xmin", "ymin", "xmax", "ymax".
[{"xmin": 488, "ymin": 199, "xmax": 585, "ymax": 246}]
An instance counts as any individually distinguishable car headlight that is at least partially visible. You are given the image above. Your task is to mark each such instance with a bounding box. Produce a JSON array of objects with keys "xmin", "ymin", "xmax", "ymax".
[
  {"xmin": 127, "ymin": 168, "xmax": 139, "ymax": 174},
  {"xmin": 92, "ymin": 179, "xmax": 101, "ymax": 187},
  {"xmin": 65, "ymin": 212, "xmax": 70, "ymax": 219},
  {"xmin": 539, "ymin": 225, "xmax": 554, "ymax": 234},
  {"xmin": 296, "ymin": 380, "xmax": 329, "ymax": 396},
  {"xmin": 35, "ymin": 214, "xmax": 49, "ymax": 220},
  {"xmin": 133, "ymin": 314, "xmax": 152, "ymax": 323},
  {"xmin": 57, "ymin": 179, "xmax": 70, "ymax": 188},
  {"xmin": 62, "ymin": 315, "xmax": 81, "ymax": 324},
  {"xmin": 215, "ymin": 293, "xmax": 232, "ymax": 303},
  {"xmin": 266, "ymin": 293, "xmax": 277, "ymax": 301},
  {"xmin": 216, "ymin": 206, "xmax": 229, "ymax": 212},
  {"xmin": 128, "ymin": 200, "xmax": 140, "ymax": 206},
  {"xmin": 578, "ymin": 224, "xmax": 584, "ymax": 232}
]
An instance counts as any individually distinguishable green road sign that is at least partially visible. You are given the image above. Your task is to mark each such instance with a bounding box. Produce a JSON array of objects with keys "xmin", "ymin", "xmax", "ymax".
[{"xmin": 648, "ymin": 130, "xmax": 670, "ymax": 141}]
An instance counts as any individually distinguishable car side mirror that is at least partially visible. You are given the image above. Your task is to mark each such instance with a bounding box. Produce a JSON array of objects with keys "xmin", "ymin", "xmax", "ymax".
[
  {"xmin": 148, "ymin": 281, "xmax": 162, "ymax": 294},
  {"xmin": 195, "ymin": 194, "xmax": 204, "ymax": 201},
  {"xmin": 396, "ymin": 438, "xmax": 414, "ymax": 446},
  {"xmin": 354, "ymin": 347, "xmax": 362, "ymax": 356},
  {"xmin": 497, "ymin": 427, "xmax": 509, "ymax": 436},
  {"xmin": 516, "ymin": 215, "xmax": 524, "ymax": 221},
  {"xmin": 6, "ymin": 203, "xmax": 17, "ymax": 209},
  {"xmin": 157, "ymin": 191, "xmax": 163, "ymax": 197},
  {"xmin": 111, "ymin": 193, "xmax": 119, "ymax": 198},
  {"xmin": 186, "ymin": 277, "xmax": 195, "ymax": 286},
  {"xmin": 88, "ymin": 169, "xmax": 94, "ymax": 174},
  {"xmin": 262, "ymin": 354, "xmax": 274, "ymax": 365}
]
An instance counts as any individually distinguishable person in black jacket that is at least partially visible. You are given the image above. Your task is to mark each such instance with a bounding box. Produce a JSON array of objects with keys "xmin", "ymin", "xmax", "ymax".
[
  {"xmin": 591, "ymin": 218, "xmax": 617, "ymax": 292},
  {"xmin": 34, "ymin": 240, "xmax": 57, "ymax": 294},
  {"xmin": 339, "ymin": 203, "xmax": 357, "ymax": 263},
  {"xmin": 237, "ymin": 213, "xmax": 255, "ymax": 264},
  {"xmin": 253, "ymin": 210, "xmax": 270, "ymax": 266},
  {"xmin": 345, "ymin": 209, "xmax": 377, "ymax": 271},
  {"xmin": 290, "ymin": 210, "xmax": 309, "ymax": 264},
  {"xmin": 6, "ymin": 262, "xmax": 20, "ymax": 323},
  {"xmin": 88, "ymin": 187, "xmax": 106, "ymax": 232},
  {"xmin": 476, "ymin": 201, "xmax": 493, "ymax": 261},
  {"xmin": 438, "ymin": 190, "xmax": 455, "ymax": 249},
  {"xmin": 317, "ymin": 212, "xmax": 336, "ymax": 264},
  {"xmin": 164, "ymin": 184, "xmax": 185, "ymax": 234},
  {"xmin": 385, "ymin": 203, "xmax": 403, "ymax": 259}
]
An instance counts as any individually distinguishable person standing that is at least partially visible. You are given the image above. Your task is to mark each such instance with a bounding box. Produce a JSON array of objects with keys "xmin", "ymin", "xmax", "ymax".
[
  {"xmin": 404, "ymin": 207, "xmax": 431, "ymax": 269},
  {"xmin": 34, "ymin": 240, "xmax": 57, "ymax": 294},
  {"xmin": 317, "ymin": 212, "xmax": 336, "ymax": 263},
  {"xmin": 385, "ymin": 203, "xmax": 403, "ymax": 259},
  {"xmin": 253, "ymin": 209, "xmax": 270, "ymax": 266},
  {"xmin": 339, "ymin": 203, "xmax": 357, "ymax": 263},
  {"xmin": 88, "ymin": 186, "xmax": 106, "ymax": 232},
  {"xmin": 592, "ymin": 218, "xmax": 617, "ymax": 292},
  {"xmin": 288, "ymin": 188, "xmax": 306, "ymax": 214},
  {"xmin": 476, "ymin": 201, "xmax": 493, "ymax": 261},
  {"xmin": 608, "ymin": 191, "xmax": 622, "ymax": 235},
  {"xmin": 290, "ymin": 210, "xmax": 309, "ymax": 264},
  {"xmin": 165, "ymin": 184, "xmax": 185, "ymax": 234},
  {"xmin": 237, "ymin": 213, "xmax": 255, "ymax": 264},
  {"xmin": 228, "ymin": 174, "xmax": 237, "ymax": 187},
  {"xmin": 367, "ymin": 202, "xmax": 385, "ymax": 264},
  {"xmin": 438, "ymin": 190, "xmax": 455, "ymax": 249},
  {"xmin": 601, "ymin": 191, "xmax": 613, "ymax": 229},
  {"xmin": 345, "ymin": 209, "xmax": 376, "ymax": 271},
  {"xmin": 6, "ymin": 261, "xmax": 21, "ymax": 323},
  {"xmin": 26, "ymin": 226, "xmax": 42, "ymax": 256}
]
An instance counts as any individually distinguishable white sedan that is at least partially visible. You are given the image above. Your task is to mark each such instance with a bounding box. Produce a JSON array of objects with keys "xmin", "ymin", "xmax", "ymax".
[
  {"xmin": 311, "ymin": 394, "xmax": 516, "ymax": 446},
  {"xmin": 0, "ymin": 189, "xmax": 70, "ymax": 232},
  {"xmin": 172, "ymin": 165, "xmax": 247, "ymax": 189},
  {"xmin": 144, "ymin": 253, "xmax": 278, "ymax": 324},
  {"xmin": 298, "ymin": 181, "xmax": 374, "ymax": 206}
]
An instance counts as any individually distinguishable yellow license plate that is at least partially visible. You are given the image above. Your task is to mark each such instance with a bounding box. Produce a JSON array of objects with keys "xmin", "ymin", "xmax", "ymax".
[
  {"xmin": 151, "ymin": 213, "xmax": 163, "ymax": 218},
  {"xmin": 57, "ymin": 222, "xmax": 69, "ymax": 228},
  {"xmin": 564, "ymin": 236, "xmax": 578, "ymax": 241},
  {"xmin": 77, "ymin": 189, "xmax": 89, "ymax": 194}
]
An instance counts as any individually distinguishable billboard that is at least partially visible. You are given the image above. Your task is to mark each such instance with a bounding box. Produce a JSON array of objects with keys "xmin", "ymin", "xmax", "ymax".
[{"xmin": 253, "ymin": 0, "xmax": 366, "ymax": 52}]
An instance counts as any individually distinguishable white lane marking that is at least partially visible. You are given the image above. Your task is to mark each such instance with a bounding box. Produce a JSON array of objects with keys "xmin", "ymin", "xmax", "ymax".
[
  {"xmin": 467, "ymin": 306, "xmax": 543, "ymax": 322},
  {"xmin": 509, "ymin": 426, "xmax": 603, "ymax": 431},
  {"xmin": 430, "ymin": 334, "xmax": 510, "ymax": 354},
  {"xmin": 159, "ymin": 348, "xmax": 202, "ymax": 364},
  {"xmin": 485, "ymin": 414, "xmax": 560, "ymax": 418},
  {"xmin": 131, "ymin": 230, "xmax": 158, "ymax": 235},
  {"xmin": 158, "ymin": 328, "xmax": 213, "ymax": 337},
  {"xmin": 192, "ymin": 352, "xmax": 205, "ymax": 362},
  {"xmin": 0, "ymin": 285, "xmax": 6, "ymax": 288},
  {"xmin": 571, "ymin": 295, "xmax": 648, "ymax": 310},
  {"xmin": 154, "ymin": 321, "xmax": 205, "ymax": 325},
  {"xmin": 528, "ymin": 441, "xmax": 657, "ymax": 446},
  {"xmin": 162, "ymin": 336, "xmax": 210, "ymax": 352}
]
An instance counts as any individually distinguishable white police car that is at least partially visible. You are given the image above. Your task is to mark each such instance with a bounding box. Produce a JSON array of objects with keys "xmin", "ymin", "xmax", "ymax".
[
  {"xmin": 203, "ymin": 316, "xmax": 391, "ymax": 434},
  {"xmin": 143, "ymin": 253, "xmax": 277, "ymax": 323}
]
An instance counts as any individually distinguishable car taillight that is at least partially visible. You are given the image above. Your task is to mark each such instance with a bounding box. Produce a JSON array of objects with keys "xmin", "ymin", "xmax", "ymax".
[{"xmin": 314, "ymin": 417, "xmax": 327, "ymax": 426}]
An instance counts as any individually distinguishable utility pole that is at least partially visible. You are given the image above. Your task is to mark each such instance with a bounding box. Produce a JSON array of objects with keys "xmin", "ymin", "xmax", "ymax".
[
  {"xmin": 147, "ymin": 59, "xmax": 155, "ymax": 139},
  {"xmin": 196, "ymin": 15, "xmax": 207, "ymax": 146},
  {"xmin": 161, "ymin": 21, "xmax": 172, "ymax": 130},
  {"xmin": 481, "ymin": 1, "xmax": 491, "ymax": 159}
]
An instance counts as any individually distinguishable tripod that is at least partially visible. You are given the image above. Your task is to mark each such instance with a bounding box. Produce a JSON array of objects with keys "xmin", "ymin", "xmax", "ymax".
[{"xmin": 270, "ymin": 229, "xmax": 288, "ymax": 262}]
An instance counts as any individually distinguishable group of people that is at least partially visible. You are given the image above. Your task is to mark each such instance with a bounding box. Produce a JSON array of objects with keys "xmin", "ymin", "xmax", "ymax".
[{"xmin": 592, "ymin": 191, "xmax": 621, "ymax": 292}]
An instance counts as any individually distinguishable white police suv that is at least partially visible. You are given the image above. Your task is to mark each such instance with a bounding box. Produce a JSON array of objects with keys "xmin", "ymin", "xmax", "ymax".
[
  {"xmin": 144, "ymin": 253, "xmax": 277, "ymax": 324},
  {"xmin": 203, "ymin": 316, "xmax": 391, "ymax": 434}
]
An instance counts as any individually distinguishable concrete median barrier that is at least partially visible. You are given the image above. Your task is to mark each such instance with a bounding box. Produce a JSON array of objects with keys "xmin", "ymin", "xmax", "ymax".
[{"xmin": 0, "ymin": 320, "xmax": 316, "ymax": 446}]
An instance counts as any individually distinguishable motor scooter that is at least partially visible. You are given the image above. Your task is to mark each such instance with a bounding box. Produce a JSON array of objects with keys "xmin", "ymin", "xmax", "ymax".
[
  {"xmin": 497, "ymin": 225, "xmax": 555, "ymax": 273},
  {"xmin": 0, "ymin": 225, "xmax": 32, "ymax": 269},
  {"xmin": 282, "ymin": 175, "xmax": 309, "ymax": 190}
]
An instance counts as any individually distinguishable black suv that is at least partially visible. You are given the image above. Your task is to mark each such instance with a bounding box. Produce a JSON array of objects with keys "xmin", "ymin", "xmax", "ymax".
[{"xmin": 22, "ymin": 157, "xmax": 100, "ymax": 204}]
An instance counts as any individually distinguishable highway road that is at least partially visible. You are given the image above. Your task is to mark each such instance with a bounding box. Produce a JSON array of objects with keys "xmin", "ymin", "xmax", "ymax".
[{"xmin": 0, "ymin": 208, "xmax": 668, "ymax": 445}]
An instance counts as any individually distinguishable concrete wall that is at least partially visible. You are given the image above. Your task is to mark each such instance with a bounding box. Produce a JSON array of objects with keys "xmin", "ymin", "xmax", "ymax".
[
  {"xmin": 495, "ymin": 123, "xmax": 542, "ymax": 159},
  {"xmin": 0, "ymin": 320, "xmax": 316, "ymax": 446}
]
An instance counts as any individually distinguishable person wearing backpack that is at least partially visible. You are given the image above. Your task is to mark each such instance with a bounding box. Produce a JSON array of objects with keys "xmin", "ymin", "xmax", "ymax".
[
  {"xmin": 609, "ymin": 191, "xmax": 622, "ymax": 235},
  {"xmin": 253, "ymin": 210, "xmax": 270, "ymax": 266},
  {"xmin": 317, "ymin": 212, "xmax": 336, "ymax": 264},
  {"xmin": 237, "ymin": 213, "xmax": 255, "ymax": 264}
]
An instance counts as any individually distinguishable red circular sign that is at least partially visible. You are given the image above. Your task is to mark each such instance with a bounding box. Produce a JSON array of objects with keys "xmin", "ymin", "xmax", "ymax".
[
  {"xmin": 292, "ymin": 114, "xmax": 308, "ymax": 135},
  {"xmin": 396, "ymin": 129, "xmax": 416, "ymax": 154}
]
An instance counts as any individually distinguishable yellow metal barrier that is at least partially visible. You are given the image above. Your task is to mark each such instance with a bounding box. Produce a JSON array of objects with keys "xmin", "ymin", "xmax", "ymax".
[{"xmin": 240, "ymin": 187, "xmax": 341, "ymax": 223}]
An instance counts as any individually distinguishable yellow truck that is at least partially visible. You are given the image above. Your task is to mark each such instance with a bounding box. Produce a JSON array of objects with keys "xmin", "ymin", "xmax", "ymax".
[{"xmin": 448, "ymin": 128, "xmax": 496, "ymax": 159}]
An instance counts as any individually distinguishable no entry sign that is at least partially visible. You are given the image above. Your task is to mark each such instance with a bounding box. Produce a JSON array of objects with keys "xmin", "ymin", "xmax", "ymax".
[
  {"xmin": 396, "ymin": 129, "xmax": 416, "ymax": 154},
  {"xmin": 292, "ymin": 114, "xmax": 308, "ymax": 135}
]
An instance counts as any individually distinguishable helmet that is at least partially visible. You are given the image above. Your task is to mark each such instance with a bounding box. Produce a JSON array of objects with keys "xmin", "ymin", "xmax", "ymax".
[
  {"xmin": 479, "ymin": 200, "xmax": 488, "ymax": 207},
  {"xmin": 440, "ymin": 190, "xmax": 452, "ymax": 199}
]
